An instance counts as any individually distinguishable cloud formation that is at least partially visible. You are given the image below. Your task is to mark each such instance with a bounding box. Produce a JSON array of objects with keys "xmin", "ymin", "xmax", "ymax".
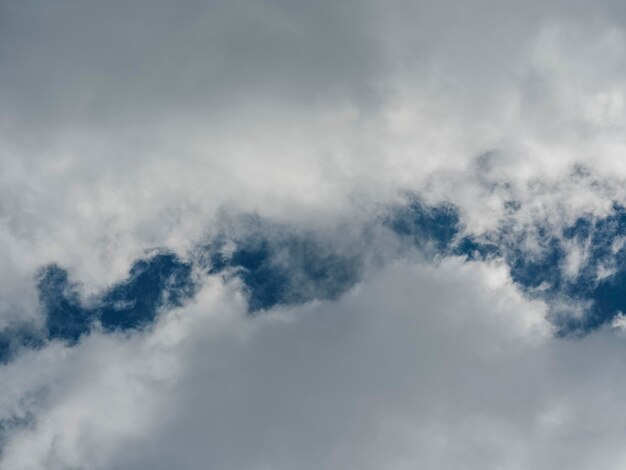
[
  {"xmin": 3, "ymin": 0, "xmax": 626, "ymax": 468},
  {"xmin": 4, "ymin": 259, "xmax": 626, "ymax": 469}
]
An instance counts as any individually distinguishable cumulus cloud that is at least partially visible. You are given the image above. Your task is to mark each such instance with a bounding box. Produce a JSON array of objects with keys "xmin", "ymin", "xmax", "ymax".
[
  {"xmin": 1, "ymin": 0, "xmax": 626, "ymax": 293},
  {"xmin": 3, "ymin": 0, "xmax": 626, "ymax": 468},
  {"xmin": 3, "ymin": 259, "xmax": 626, "ymax": 469}
]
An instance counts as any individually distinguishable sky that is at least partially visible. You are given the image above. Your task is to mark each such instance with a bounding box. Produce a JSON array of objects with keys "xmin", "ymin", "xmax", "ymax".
[{"xmin": 2, "ymin": 0, "xmax": 626, "ymax": 468}]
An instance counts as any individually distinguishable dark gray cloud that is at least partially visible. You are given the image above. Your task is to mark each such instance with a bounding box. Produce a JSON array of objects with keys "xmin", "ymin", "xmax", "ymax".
[{"xmin": 0, "ymin": 0, "xmax": 382, "ymax": 135}]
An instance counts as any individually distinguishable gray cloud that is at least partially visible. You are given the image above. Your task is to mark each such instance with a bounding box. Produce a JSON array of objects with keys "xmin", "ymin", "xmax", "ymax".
[
  {"xmin": 2, "ymin": 0, "xmax": 626, "ymax": 288},
  {"xmin": 4, "ymin": 259, "xmax": 626, "ymax": 469},
  {"xmin": 3, "ymin": 1, "xmax": 626, "ymax": 468},
  {"xmin": 0, "ymin": 0, "xmax": 382, "ymax": 133}
]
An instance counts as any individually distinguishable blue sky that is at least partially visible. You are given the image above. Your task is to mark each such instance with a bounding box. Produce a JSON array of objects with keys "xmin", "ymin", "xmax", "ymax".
[{"xmin": 3, "ymin": 1, "xmax": 626, "ymax": 469}]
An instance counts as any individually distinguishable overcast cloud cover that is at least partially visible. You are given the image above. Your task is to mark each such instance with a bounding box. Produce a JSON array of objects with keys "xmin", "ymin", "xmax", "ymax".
[{"xmin": 3, "ymin": 0, "xmax": 626, "ymax": 468}]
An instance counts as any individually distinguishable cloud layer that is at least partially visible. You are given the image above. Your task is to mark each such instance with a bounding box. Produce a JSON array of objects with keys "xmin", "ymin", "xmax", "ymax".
[
  {"xmin": 4, "ymin": 259, "xmax": 626, "ymax": 469},
  {"xmin": 3, "ymin": 0, "xmax": 626, "ymax": 468}
]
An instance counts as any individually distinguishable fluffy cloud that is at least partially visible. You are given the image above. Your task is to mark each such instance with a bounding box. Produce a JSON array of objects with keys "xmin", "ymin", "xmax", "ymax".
[
  {"xmin": 3, "ymin": 258, "xmax": 626, "ymax": 469},
  {"xmin": 2, "ymin": 0, "xmax": 626, "ymax": 295},
  {"xmin": 3, "ymin": 0, "xmax": 626, "ymax": 468}
]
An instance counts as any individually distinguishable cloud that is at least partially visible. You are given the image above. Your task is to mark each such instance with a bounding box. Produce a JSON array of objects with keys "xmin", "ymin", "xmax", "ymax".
[
  {"xmin": 3, "ymin": 0, "xmax": 626, "ymax": 299},
  {"xmin": 3, "ymin": 258, "xmax": 626, "ymax": 469},
  {"xmin": 3, "ymin": 1, "xmax": 626, "ymax": 468}
]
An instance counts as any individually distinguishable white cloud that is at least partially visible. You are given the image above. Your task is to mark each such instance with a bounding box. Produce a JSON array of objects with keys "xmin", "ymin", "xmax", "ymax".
[
  {"xmin": 3, "ymin": 1, "xmax": 626, "ymax": 299},
  {"xmin": 3, "ymin": 1, "xmax": 626, "ymax": 468},
  {"xmin": 2, "ymin": 258, "xmax": 626, "ymax": 469}
]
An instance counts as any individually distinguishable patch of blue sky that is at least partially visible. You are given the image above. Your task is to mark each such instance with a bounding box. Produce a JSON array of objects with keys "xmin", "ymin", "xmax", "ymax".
[
  {"xmin": 5, "ymin": 198, "xmax": 626, "ymax": 364},
  {"xmin": 389, "ymin": 197, "xmax": 626, "ymax": 335},
  {"xmin": 203, "ymin": 218, "xmax": 362, "ymax": 312},
  {"xmin": 1, "ymin": 221, "xmax": 362, "ymax": 362},
  {"xmin": 385, "ymin": 197, "xmax": 460, "ymax": 256},
  {"xmin": 0, "ymin": 252, "xmax": 196, "ymax": 363}
]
